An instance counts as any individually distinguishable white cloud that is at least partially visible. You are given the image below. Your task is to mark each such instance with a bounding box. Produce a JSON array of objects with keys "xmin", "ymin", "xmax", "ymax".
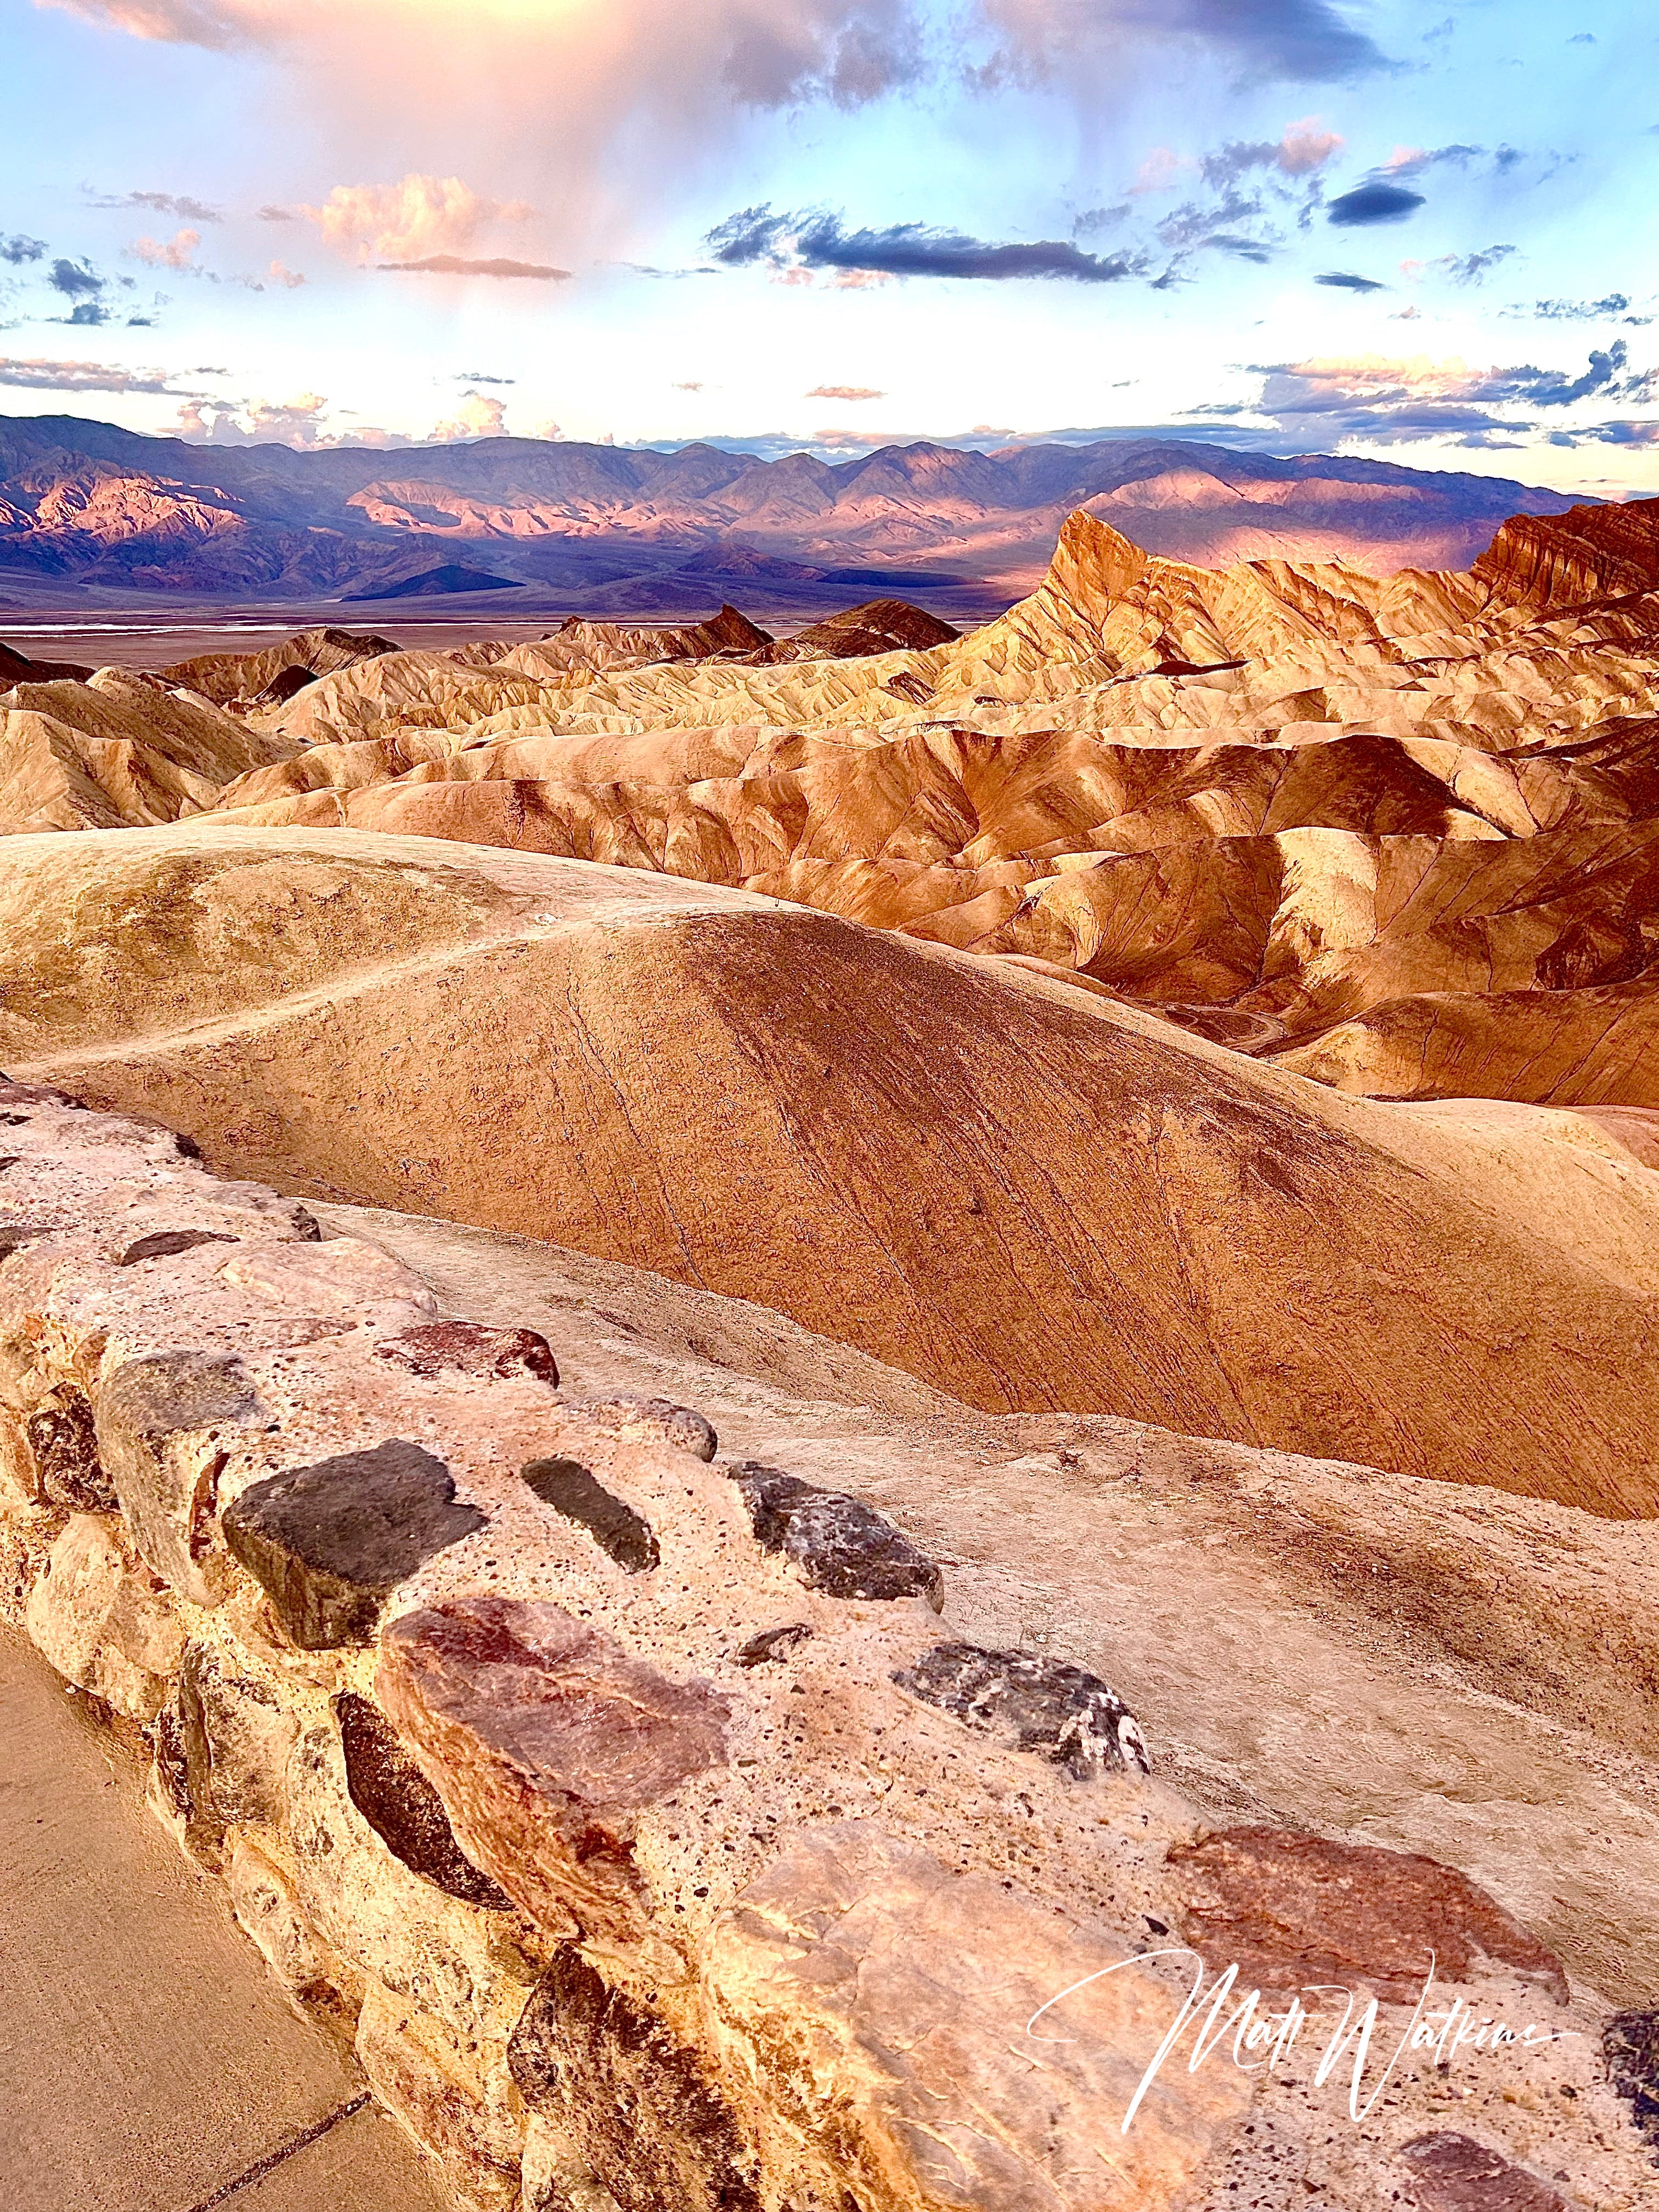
[{"xmin": 429, "ymin": 390, "xmax": 507, "ymax": 442}]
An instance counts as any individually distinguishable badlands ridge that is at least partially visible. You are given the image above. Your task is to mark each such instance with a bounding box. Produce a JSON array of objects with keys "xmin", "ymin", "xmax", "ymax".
[{"xmin": 2, "ymin": 489, "xmax": 1659, "ymax": 2206}]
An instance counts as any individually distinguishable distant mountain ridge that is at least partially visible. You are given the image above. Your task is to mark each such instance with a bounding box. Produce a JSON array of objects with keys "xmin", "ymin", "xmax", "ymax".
[{"xmin": 0, "ymin": 411, "xmax": 1581, "ymax": 617}]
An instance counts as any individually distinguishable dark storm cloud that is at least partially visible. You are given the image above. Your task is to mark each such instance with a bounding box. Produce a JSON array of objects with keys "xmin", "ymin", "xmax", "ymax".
[
  {"xmin": 2, "ymin": 235, "xmax": 47, "ymax": 265},
  {"xmin": 1328, "ymin": 181, "xmax": 1425, "ymax": 226},
  {"xmin": 1316, "ymin": 271, "xmax": 1386, "ymax": 291},
  {"xmin": 977, "ymin": 0, "xmax": 1389, "ymax": 89},
  {"xmin": 707, "ymin": 205, "xmax": 1148, "ymax": 281},
  {"xmin": 1204, "ymin": 233, "xmax": 1274, "ymax": 263},
  {"xmin": 49, "ymin": 257, "xmax": 105, "ymax": 297}
]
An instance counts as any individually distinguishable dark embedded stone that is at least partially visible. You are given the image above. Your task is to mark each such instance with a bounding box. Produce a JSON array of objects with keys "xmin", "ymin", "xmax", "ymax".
[
  {"xmin": 291, "ymin": 1205, "xmax": 323, "ymax": 1242},
  {"xmin": 893, "ymin": 1641, "xmax": 1152, "ymax": 1780},
  {"xmin": 375, "ymin": 1319, "xmax": 558, "ymax": 1386},
  {"xmin": 509, "ymin": 1949, "xmax": 762, "ymax": 2212},
  {"xmin": 521, "ymin": 1457, "xmax": 658, "ymax": 1572},
  {"xmin": 117, "ymin": 1228, "xmax": 239, "ymax": 1266},
  {"xmin": 0, "ymin": 1223, "xmax": 51, "ymax": 1259},
  {"xmin": 735, "ymin": 1622, "xmax": 814, "ymax": 1667},
  {"xmin": 153, "ymin": 1699, "xmax": 192, "ymax": 1821},
  {"xmin": 95, "ymin": 1349, "xmax": 266, "ymax": 1599},
  {"xmin": 334, "ymin": 1691, "xmax": 514, "ymax": 1909},
  {"xmin": 222, "ymin": 1438, "xmax": 487, "ymax": 1649},
  {"xmin": 1604, "ymin": 2007, "xmax": 1659, "ymax": 2143},
  {"xmin": 1399, "ymin": 2132, "xmax": 1571, "ymax": 2211},
  {"xmin": 26, "ymin": 1387, "xmax": 115, "ymax": 1511},
  {"xmin": 0, "ymin": 1157, "xmax": 19, "ymax": 1173},
  {"xmin": 1165, "ymin": 1828, "xmax": 1570, "ymax": 2005},
  {"xmin": 727, "ymin": 1460, "xmax": 943, "ymax": 1607},
  {"xmin": 0, "ymin": 1112, "xmax": 30, "ymax": 1126}
]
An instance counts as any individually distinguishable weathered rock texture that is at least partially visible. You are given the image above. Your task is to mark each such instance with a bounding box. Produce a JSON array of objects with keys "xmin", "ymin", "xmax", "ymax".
[
  {"xmin": 4, "ymin": 1083, "xmax": 1653, "ymax": 2211},
  {"xmin": 5, "ymin": 824, "xmax": 1659, "ymax": 1515}
]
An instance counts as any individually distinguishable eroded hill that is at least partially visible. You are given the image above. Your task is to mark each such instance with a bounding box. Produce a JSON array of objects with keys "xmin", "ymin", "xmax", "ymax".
[
  {"xmin": 153, "ymin": 500, "xmax": 1659, "ymax": 1111},
  {"xmin": 3, "ymin": 823, "xmax": 1658, "ymax": 1513}
]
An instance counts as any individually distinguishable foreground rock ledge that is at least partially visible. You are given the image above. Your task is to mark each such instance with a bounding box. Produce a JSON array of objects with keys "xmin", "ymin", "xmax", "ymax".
[{"xmin": 1, "ymin": 1079, "xmax": 1652, "ymax": 2212}]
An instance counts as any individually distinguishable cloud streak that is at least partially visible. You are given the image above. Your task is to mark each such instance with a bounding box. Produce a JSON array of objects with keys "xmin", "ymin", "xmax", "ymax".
[
  {"xmin": 377, "ymin": 255, "xmax": 571, "ymax": 279},
  {"xmin": 708, "ymin": 204, "xmax": 1147, "ymax": 281},
  {"xmin": 0, "ymin": 352, "xmax": 196, "ymax": 392}
]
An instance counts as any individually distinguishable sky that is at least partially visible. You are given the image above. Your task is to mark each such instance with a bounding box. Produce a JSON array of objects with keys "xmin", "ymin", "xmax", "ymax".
[{"xmin": 2, "ymin": 0, "xmax": 1658, "ymax": 490}]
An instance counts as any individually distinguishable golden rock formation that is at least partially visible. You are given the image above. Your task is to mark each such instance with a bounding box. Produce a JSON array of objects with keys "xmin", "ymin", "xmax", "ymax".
[{"xmin": 4, "ymin": 823, "xmax": 1659, "ymax": 1513}]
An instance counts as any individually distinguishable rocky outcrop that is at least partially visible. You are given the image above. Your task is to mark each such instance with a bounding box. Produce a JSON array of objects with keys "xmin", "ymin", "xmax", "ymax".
[
  {"xmin": 7, "ymin": 826, "xmax": 1659, "ymax": 1513},
  {"xmin": 161, "ymin": 624, "xmax": 400, "ymax": 709},
  {"xmin": 751, "ymin": 597, "xmax": 959, "ymax": 662},
  {"xmin": 0, "ymin": 665, "xmax": 300, "ymax": 832},
  {"xmin": 1473, "ymin": 494, "xmax": 1659, "ymax": 612},
  {"xmin": 4, "ymin": 1080, "xmax": 1652, "ymax": 2211}
]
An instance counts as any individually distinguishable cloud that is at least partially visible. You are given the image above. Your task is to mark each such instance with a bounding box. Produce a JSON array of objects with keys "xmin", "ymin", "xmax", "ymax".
[
  {"xmin": 1432, "ymin": 244, "xmax": 1516, "ymax": 286},
  {"xmin": 456, "ymin": 372, "xmax": 515, "ymax": 385},
  {"xmin": 49, "ymin": 257, "xmax": 105, "ymax": 297},
  {"xmin": 87, "ymin": 188, "xmax": 221, "ymax": 222},
  {"xmin": 301, "ymin": 174, "xmax": 535, "ymax": 264},
  {"xmin": 1551, "ymin": 419, "xmax": 1659, "ymax": 447},
  {"xmin": 175, "ymin": 390, "xmax": 413, "ymax": 446},
  {"xmin": 673, "ymin": 379, "xmax": 704, "ymax": 391},
  {"xmin": 376, "ymin": 255, "xmax": 571, "ymax": 279},
  {"xmin": 430, "ymin": 390, "xmax": 507, "ymax": 442},
  {"xmin": 1204, "ymin": 233, "xmax": 1273, "ymax": 263},
  {"xmin": 0, "ymin": 353, "xmax": 194, "ymax": 392},
  {"xmin": 1200, "ymin": 115, "xmax": 1342, "ymax": 188},
  {"xmin": 1328, "ymin": 182, "xmax": 1425, "ymax": 227},
  {"xmin": 267, "ymin": 259, "xmax": 306, "ymax": 288},
  {"xmin": 1230, "ymin": 343, "xmax": 1659, "ymax": 444},
  {"xmin": 42, "ymin": 0, "xmax": 1381, "ymax": 272},
  {"xmin": 806, "ymin": 382, "xmax": 884, "ymax": 399},
  {"xmin": 1519, "ymin": 294, "xmax": 1649, "ymax": 325},
  {"xmin": 973, "ymin": 0, "xmax": 1389, "ymax": 87},
  {"xmin": 256, "ymin": 204, "xmax": 296, "ymax": 222},
  {"xmin": 1316, "ymin": 271, "xmax": 1386, "ymax": 292},
  {"xmin": 129, "ymin": 227, "xmax": 202, "ymax": 270},
  {"xmin": 61, "ymin": 302, "xmax": 112, "ymax": 325},
  {"xmin": 40, "ymin": 0, "xmax": 255, "ymax": 45},
  {"xmin": 2, "ymin": 235, "xmax": 47, "ymax": 265},
  {"xmin": 707, "ymin": 204, "xmax": 1147, "ymax": 282}
]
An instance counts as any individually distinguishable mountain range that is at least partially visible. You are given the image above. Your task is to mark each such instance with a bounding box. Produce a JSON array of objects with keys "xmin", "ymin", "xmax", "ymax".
[{"xmin": 0, "ymin": 411, "xmax": 1582, "ymax": 622}]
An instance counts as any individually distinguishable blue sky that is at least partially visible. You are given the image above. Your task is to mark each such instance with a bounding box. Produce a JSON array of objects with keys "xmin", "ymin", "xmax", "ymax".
[{"xmin": 2, "ymin": 0, "xmax": 1657, "ymax": 489}]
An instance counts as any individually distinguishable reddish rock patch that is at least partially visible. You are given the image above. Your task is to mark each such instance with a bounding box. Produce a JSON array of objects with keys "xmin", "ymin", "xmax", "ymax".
[{"xmin": 1165, "ymin": 1826, "xmax": 1570, "ymax": 2004}]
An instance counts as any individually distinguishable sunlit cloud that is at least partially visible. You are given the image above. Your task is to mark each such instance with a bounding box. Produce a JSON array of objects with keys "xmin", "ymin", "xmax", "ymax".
[{"xmin": 129, "ymin": 226, "xmax": 202, "ymax": 269}]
